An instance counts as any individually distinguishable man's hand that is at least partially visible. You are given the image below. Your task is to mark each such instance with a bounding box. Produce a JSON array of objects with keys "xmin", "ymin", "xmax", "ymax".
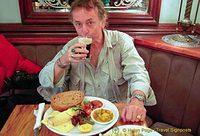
[
  {"xmin": 60, "ymin": 43, "xmax": 89, "ymax": 65},
  {"xmin": 121, "ymin": 91, "xmax": 146, "ymax": 123}
]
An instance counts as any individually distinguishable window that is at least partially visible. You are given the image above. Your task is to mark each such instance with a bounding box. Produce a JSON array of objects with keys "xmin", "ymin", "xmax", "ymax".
[
  {"xmin": 19, "ymin": 0, "xmax": 161, "ymax": 25},
  {"xmin": 32, "ymin": 0, "xmax": 148, "ymax": 14}
]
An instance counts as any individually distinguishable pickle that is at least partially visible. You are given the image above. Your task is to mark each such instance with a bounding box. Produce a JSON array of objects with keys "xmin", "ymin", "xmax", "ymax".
[{"xmin": 81, "ymin": 117, "xmax": 95, "ymax": 125}]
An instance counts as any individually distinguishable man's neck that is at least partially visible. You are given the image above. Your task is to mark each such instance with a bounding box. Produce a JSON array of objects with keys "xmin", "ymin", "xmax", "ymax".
[{"xmin": 92, "ymin": 30, "xmax": 104, "ymax": 47}]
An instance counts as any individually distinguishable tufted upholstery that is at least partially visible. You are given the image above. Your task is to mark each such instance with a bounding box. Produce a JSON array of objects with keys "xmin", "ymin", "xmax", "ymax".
[{"xmin": 12, "ymin": 42, "xmax": 200, "ymax": 136}]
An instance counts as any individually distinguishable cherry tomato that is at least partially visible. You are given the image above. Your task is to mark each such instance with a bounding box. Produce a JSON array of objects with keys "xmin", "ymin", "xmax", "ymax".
[
  {"xmin": 84, "ymin": 104, "xmax": 91, "ymax": 109},
  {"xmin": 85, "ymin": 108, "xmax": 93, "ymax": 115},
  {"xmin": 91, "ymin": 100, "xmax": 103, "ymax": 109}
]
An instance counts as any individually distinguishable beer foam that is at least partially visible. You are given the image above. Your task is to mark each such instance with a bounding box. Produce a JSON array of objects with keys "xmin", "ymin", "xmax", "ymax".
[{"xmin": 78, "ymin": 37, "xmax": 92, "ymax": 44}]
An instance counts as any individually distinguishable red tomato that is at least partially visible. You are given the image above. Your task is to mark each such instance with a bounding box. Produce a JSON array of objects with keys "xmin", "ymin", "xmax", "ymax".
[
  {"xmin": 85, "ymin": 108, "xmax": 93, "ymax": 115},
  {"xmin": 84, "ymin": 104, "xmax": 91, "ymax": 109},
  {"xmin": 91, "ymin": 100, "xmax": 103, "ymax": 109}
]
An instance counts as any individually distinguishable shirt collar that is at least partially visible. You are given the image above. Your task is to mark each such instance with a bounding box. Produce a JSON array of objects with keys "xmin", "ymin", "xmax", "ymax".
[{"xmin": 103, "ymin": 29, "xmax": 115, "ymax": 48}]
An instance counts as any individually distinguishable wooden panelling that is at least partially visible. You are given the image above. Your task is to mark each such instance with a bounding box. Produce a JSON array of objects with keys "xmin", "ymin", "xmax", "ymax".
[
  {"xmin": 1, "ymin": 23, "xmax": 199, "ymax": 36},
  {"xmin": 0, "ymin": 23, "xmax": 178, "ymax": 36}
]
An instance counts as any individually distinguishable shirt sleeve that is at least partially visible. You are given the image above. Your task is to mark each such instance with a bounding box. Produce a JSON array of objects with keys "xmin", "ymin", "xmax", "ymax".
[
  {"xmin": 120, "ymin": 33, "xmax": 156, "ymax": 105},
  {"xmin": 39, "ymin": 38, "xmax": 76, "ymax": 88}
]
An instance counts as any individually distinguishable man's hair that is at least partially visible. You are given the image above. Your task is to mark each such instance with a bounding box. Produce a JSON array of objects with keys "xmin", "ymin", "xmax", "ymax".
[{"xmin": 69, "ymin": 0, "xmax": 107, "ymax": 21}]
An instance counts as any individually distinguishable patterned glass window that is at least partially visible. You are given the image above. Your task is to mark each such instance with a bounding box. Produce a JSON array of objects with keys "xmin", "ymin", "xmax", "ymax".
[{"xmin": 32, "ymin": 0, "xmax": 149, "ymax": 14}]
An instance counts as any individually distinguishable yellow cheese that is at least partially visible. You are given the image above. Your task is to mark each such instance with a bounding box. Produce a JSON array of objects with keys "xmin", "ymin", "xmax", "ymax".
[
  {"xmin": 47, "ymin": 112, "xmax": 71, "ymax": 126},
  {"xmin": 52, "ymin": 120, "xmax": 75, "ymax": 133},
  {"xmin": 44, "ymin": 108, "xmax": 78, "ymax": 126},
  {"xmin": 64, "ymin": 108, "xmax": 78, "ymax": 116},
  {"xmin": 42, "ymin": 108, "xmax": 78, "ymax": 133}
]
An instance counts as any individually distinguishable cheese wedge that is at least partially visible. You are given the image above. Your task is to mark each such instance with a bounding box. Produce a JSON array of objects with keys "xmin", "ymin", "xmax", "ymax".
[
  {"xmin": 53, "ymin": 120, "xmax": 75, "ymax": 133},
  {"xmin": 42, "ymin": 109, "xmax": 77, "ymax": 133},
  {"xmin": 47, "ymin": 108, "xmax": 78, "ymax": 126},
  {"xmin": 47, "ymin": 112, "xmax": 71, "ymax": 126},
  {"xmin": 64, "ymin": 108, "xmax": 78, "ymax": 116},
  {"xmin": 42, "ymin": 117, "xmax": 74, "ymax": 133}
]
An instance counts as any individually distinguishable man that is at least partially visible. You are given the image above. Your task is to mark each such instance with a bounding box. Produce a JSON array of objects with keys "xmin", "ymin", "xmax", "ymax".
[{"xmin": 39, "ymin": 0, "xmax": 156, "ymax": 123}]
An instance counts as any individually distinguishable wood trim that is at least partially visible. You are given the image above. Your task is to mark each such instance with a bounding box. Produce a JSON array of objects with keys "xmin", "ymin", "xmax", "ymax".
[
  {"xmin": 5, "ymin": 35, "xmax": 75, "ymax": 45},
  {"xmin": 0, "ymin": 23, "xmax": 178, "ymax": 35},
  {"xmin": 0, "ymin": 24, "xmax": 199, "ymax": 44},
  {"xmin": 19, "ymin": 0, "xmax": 161, "ymax": 25}
]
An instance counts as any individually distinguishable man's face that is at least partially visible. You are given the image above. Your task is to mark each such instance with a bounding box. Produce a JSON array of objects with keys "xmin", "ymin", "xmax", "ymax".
[{"xmin": 72, "ymin": 6, "xmax": 105, "ymax": 40}]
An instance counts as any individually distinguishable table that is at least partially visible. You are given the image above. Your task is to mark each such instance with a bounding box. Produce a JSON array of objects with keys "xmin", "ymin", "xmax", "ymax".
[{"xmin": 0, "ymin": 104, "xmax": 147, "ymax": 136}]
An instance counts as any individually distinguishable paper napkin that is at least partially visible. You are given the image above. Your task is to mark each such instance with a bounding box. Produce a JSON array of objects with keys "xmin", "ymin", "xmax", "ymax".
[{"xmin": 33, "ymin": 103, "xmax": 45, "ymax": 136}]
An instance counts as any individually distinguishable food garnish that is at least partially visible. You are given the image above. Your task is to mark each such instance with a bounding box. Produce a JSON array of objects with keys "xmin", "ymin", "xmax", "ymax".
[
  {"xmin": 70, "ymin": 99, "xmax": 98, "ymax": 126},
  {"xmin": 71, "ymin": 110, "xmax": 94, "ymax": 126}
]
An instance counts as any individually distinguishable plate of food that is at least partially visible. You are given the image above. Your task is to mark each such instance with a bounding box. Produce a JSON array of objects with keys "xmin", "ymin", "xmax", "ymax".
[
  {"xmin": 42, "ymin": 90, "xmax": 119, "ymax": 136},
  {"xmin": 100, "ymin": 125, "xmax": 162, "ymax": 136}
]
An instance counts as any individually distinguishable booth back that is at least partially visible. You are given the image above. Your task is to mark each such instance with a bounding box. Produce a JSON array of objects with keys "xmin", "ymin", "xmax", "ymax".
[{"xmin": 136, "ymin": 45, "xmax": 200, "ymax": 135}]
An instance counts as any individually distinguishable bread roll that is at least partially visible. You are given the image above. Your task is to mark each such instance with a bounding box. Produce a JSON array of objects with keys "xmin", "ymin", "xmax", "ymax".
[{"xmin": 51, "ymin": 90, "xmax": 85, "ymax": 111}]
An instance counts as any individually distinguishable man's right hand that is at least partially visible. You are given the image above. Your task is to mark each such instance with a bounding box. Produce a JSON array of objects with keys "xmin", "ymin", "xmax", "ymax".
[{"xmin": 60, "ymin": 43, "xmax": 89, "ymax": 65}]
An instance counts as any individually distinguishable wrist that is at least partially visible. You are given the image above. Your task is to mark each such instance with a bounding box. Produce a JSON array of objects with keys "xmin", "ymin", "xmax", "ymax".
[
  {"xmin": 130, "ymin": 93, "xmax": 145, "ymax": 104},
  {"xmin": 56, "ymin": 58, "xmax": 70, "ymax": 69},
  {"xmin": 130, "ymin": 97, "xmax": 144, "ymax": 105}
]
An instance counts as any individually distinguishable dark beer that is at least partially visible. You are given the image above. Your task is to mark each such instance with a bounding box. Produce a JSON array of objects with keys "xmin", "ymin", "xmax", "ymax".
[
  {"xmin": 78, "ymin": 36, "xmax": 92, "ymax": 59},
  {"xmin": 86, "ymin": 43, "xmax": 91, "ymax": 58}
]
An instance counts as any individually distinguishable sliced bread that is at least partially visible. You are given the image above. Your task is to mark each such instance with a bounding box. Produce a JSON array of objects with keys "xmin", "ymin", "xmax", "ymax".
[{"xmin": 51, "ymin": 90, "xmax": 85, "ymax": 111}]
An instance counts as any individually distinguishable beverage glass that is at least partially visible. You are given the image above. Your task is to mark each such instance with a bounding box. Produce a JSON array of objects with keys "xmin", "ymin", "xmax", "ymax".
[{"xmin": 78, "ymin": 36, "xmax": 92, "ymax": 58}]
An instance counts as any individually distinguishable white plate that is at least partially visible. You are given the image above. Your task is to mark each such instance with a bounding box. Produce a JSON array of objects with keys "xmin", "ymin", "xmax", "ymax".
[
  {"xmin": 105, "ymin": 125, "xmax": 162, "ymax": 136},
  {"xmin": 43, "ymin": 96, "xmax": 119, "ymax": 136}
]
